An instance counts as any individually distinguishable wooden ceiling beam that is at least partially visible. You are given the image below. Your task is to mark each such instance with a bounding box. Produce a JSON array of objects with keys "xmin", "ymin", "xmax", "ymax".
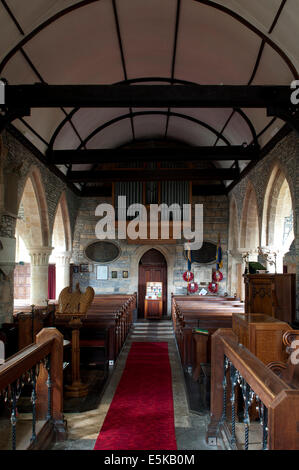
[
  {"xmin": 3, "ymin": 84, "xmax": 296, "ymax": 109},
  {"xmin": 69, "ymin": 168, "xmax": 239, "ymax": 183},
  {"xmin": 50, "ymin": 145, "xmax": 259, "ymax": 164}
]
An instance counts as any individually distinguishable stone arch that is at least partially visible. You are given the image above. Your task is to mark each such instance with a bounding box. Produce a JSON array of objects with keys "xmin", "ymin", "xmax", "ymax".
[
  {"xmin": 261, "ymin": 164, "xmax": 294, "ymax": 272},
  {"xmin": 51, "ymin": 192, "xmax": 72, "ymax": 253},
  {"xmin": 16, "ymin": 167, "xmax": 50, "ymax": 249},
  {"xmin": 240, "ymin": 181, "xmax": 259, "ymax": 252},
  {"xmin": 50, "ymin": 192, "xmax": 73, "ymax": 297},
  {"xmin": 14, "ymin": 167, "xmax": 51, "ymax": 305},
  {"xmin": 130, "ymin": 244, "xmax": 175, "ymax": 315}
]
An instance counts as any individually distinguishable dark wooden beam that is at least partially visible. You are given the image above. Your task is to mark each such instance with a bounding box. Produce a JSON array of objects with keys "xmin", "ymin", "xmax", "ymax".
[
  {"xmin": 3, "ymin": 85, "xmax": 296, "ymax": 109},
  {"xmin": 50, "ymin": 145, "xmax": 259, "ymax": 164},
  {"xmin": 69, "ymin": 168, "xmax": 239, "ymax": 183},
  {"xmin": 81, "ymin": 186, "xmax": 113, "ymax": 198},
  {"xmin": 192, "ymin": 185, "xmax": 227, "ymax": 196}
]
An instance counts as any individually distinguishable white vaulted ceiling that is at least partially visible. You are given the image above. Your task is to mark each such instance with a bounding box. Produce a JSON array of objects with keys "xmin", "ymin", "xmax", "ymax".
[{"xmin": 0, "ymin": 0, "xmax": 298, "ymax": 185}]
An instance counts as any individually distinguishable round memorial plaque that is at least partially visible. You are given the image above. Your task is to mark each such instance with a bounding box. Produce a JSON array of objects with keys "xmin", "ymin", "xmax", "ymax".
[{"xmin": 84, "ymin": 241, "xmax": 120, "ymax": 263}]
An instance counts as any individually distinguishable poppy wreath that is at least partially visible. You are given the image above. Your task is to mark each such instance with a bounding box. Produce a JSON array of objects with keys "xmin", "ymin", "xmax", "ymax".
[
  {"xmin": 212, "ymin": 270, "xmax": 223, "ymax": 282},
  {"xmin": 208, "ymin": 282, "xmax": 218, "ymax": 294},
  {"xmin": 187, "ymin": 282, "xmax": 198, "ymax": 294},
  {"xmin": 183, "ymin": 271, "xmax": 194, "ymax": 282}
]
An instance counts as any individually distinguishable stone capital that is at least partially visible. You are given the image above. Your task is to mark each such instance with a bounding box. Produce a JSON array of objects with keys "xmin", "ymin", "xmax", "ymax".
[
  {"xmin": 227, "ymin": 249, "xmax": 243, "ymax": 262},
  {"xmin": 55, "ymin": 251, "xmax": 72, "ymax": 266},
  {"xmin": 28, "ymin": 246, "xmax": 53, "ymax": 266}
]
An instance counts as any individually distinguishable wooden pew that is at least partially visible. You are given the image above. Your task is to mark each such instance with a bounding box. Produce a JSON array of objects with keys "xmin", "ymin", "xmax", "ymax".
[
  {"xmin": 171, "ymin": 293, "xmax": 240, "ymax": 318},
  {"xmin": 0, "ymin": 323, "xmax": 18, "ymax": 358},
  {"xmin": 172, "ymin": 295, "xmax": 244, "ymax": 373},
  {"xmin": 1, "ymin": 305, "xmax": 56, "ymax": 354},
  {"xmin": 171, "ymin": 293, "xmax": 242, "ymax": 328},
  {"xmin": 176, "ymin": 310, "xmax": 242, "ymax": 370}
]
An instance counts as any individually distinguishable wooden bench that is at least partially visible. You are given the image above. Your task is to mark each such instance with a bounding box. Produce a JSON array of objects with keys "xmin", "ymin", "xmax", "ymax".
[
  {"xmin": 0, "ymin": 305, "xmax": 56, "ymax": 356},
  {"xmin": 171, "ymin": 294, "xmax": 244, "ymax": 372}
]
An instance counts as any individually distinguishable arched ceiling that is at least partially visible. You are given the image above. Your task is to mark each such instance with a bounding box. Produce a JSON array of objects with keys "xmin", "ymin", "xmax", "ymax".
[{"xmin": 0, "ymin": 0, "xmax": 298, "ymax": 192}]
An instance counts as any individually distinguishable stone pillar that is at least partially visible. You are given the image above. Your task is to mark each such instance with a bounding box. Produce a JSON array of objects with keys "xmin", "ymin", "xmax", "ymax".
[
  {"xmin": 55, "ymin": 251, "xmax": 72, "ymax": 299},
  {"xmin": 28, "ymin": 247, "xmax": 53, "ymax": 306},
  {"xmin": 227, "ymin": 250, "xmax": 243, "ymax": 297},
  {"xmin": 0, "ymin": 223, "xmax": 17, "ymax": 324}
]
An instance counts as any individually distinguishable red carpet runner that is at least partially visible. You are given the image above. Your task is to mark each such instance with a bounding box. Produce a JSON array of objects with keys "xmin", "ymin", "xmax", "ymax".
[{"xmin": 94, "ymin": 342, "xmax": 177, "ymax": 450}]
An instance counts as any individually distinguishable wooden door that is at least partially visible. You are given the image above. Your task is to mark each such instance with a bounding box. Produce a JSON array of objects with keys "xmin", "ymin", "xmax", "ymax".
[{"xmin": 138, "ymin": 249, "xmax": 167, "ymax": 318}]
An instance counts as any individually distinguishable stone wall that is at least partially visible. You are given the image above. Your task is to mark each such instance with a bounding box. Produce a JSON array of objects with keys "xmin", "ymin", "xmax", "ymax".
[
  {"xmin": 229, "ymin": 131, "xmax": 299, "ymax": 318},
  {"xmin": 1, "ymin": 130, "xmax": 80, "ymax": 234},
  {"xmin": 0, "ymin": 130, "xmax": 80, "ymax": 324},
  {"xmin": 72, "ymin": 195, "xmax": 229, "ymax": 314}
]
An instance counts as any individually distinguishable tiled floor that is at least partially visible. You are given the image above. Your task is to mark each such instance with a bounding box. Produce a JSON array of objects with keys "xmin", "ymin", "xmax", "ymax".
[{"xmin": 52, "ymin": 320, "xmax": 218, "ymax": 451}]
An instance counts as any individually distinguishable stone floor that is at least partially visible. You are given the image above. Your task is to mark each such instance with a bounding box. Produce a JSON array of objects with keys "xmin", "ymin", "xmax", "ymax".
[{"xmin": 52, "ymin": 319, "xmax": 219, "ymax": 451}]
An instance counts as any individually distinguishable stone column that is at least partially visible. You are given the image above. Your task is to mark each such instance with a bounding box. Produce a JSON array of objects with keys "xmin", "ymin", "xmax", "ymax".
[
  {"xmin": 0, "ymin": 221, "xmax": 17, "ymax": 324},
  {"xmin": 227, "ymin": 249, "xmax": 243, "ymax": 297},
  {"xmin": 28, "ymin": 247, "xmax": 53, "ymax": 306},
  {"xmin": 55, "ymin": 251, "xmax": 72, "ymax": 299}
]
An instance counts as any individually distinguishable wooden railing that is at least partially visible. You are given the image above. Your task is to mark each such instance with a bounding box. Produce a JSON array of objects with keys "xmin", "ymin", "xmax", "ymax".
[
  {"xmin": 0, "ymin": 328, "xmax": 67, "ymax": 450},
  {"xmin": 207, "ymin": 329, "xmax": 299, "ymax": 450}
]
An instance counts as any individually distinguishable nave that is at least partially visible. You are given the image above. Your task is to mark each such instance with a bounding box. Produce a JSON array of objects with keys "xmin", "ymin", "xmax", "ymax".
[
  {"xmin": 0, "ymin": 0, "xmax": 299, "ymax": 454},
  {"xmin": 52, "ymin": 320, "xmax": 218, "ymax": 451}
]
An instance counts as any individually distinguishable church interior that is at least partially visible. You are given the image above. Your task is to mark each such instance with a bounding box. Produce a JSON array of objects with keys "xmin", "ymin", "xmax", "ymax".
[{"xmin": 0, "ymin": 0, "xmax": 299, "ymax": 452}]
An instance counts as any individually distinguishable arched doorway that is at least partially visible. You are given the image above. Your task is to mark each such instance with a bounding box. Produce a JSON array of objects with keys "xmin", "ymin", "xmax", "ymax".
[{"xmin": 138, "ymin": 249, "xmax": 167, "ymax": 318}]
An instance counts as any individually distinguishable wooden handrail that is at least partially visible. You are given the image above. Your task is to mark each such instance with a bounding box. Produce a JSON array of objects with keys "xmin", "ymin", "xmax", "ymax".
[
  {"xmin": 217, "ymin": 330, "xmax": 289, "ymax": 407},
  {"xmin": 0, "ymin": 340, "xmax": 52, "ymax": 391},
  {"xmin": 208, "ymin": 328, "xmax": 299, "ymax": 450},
  {"xmin": 0, "ymin": 328, "xmax": 67, "ymax": 449}
]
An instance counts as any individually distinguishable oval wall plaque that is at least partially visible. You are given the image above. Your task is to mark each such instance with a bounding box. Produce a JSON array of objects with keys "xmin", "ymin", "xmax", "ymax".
[
  {"xmin": 184, "ymin": 241, "xmax": 217, "ymax": 264},
  {"xmin": 85, "ymin": 241, "xmax": 120, "ymax": 263}
]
